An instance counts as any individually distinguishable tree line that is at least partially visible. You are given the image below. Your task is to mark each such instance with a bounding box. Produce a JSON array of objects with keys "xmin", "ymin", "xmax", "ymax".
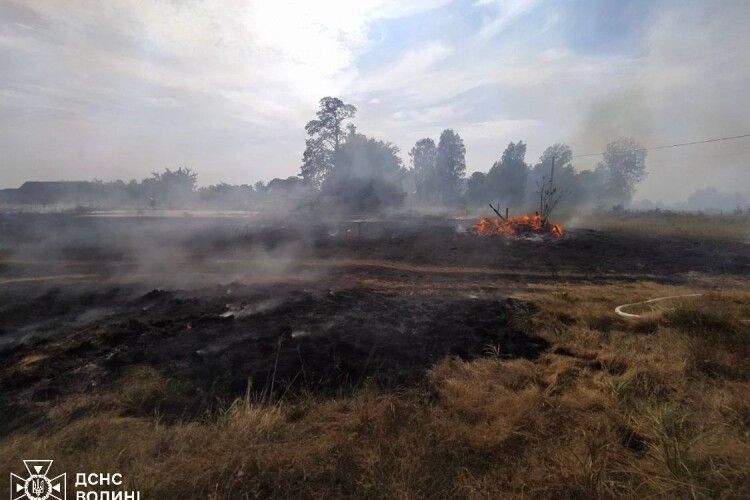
[
  {"xmin": 300, "ymin": 96, "xmax": 647, "ymax": 212},
  {"xmin": 3, "ymin": 96, "xmax": 648, "ymax": 213},
  {"xmin": 1, "ymin": 168, "xmax": 308, "ymax": 210}
]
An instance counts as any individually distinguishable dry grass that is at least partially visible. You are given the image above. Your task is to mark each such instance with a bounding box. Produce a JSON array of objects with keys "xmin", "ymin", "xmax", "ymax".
[
  {"xmin": 568, "ymin": 211, "xmax": 750, "ymax": 241},
  {"xmin": 1, "ymin": 281, "xmax": 749, "ymax": 498}
]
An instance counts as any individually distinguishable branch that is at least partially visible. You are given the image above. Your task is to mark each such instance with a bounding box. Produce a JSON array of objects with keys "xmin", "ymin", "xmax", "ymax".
[{"xmin": 488, "ymin": 203, "xmax": 506, "ymax": 220}]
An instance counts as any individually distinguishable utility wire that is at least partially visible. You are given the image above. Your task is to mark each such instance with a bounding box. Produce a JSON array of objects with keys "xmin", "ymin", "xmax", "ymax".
[{"xmin": 572, "ymin": 133, "xmax": 750, "ymax": 159}]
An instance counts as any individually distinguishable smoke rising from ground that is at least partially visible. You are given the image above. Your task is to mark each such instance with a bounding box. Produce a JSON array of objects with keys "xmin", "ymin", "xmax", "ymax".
[
  {"xmin": 570, "ymin": 1, "xmax": 750, "ymax": 204},
  {"xmin": 0, "ymin": 213, "xmax": 329, "ymax": 293}
]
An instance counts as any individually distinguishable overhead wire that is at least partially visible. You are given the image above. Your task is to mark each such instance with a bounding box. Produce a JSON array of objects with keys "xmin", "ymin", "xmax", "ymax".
[{"xmin": 571, "ymin": 133, "xmax": 750, "ymax": 159}]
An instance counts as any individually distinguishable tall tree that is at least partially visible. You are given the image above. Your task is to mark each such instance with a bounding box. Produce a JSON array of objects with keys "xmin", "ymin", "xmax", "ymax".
[
  {"xmin": 487, "ymin": 141, "xmax": 529, "ymax": 208},
  {"xmin": 409, "ymin": 138, "xmax": 437, "ymax": 201},
  {"xmin": 466, "ymin": 171, "xmax": 490, "ymax": 206},
  {"xmin": 300, "ymin": 97, "xmax": 357, "ymax": 188},
  {"xmin": 527, "ymin": 143, "xmax": 576, "ymax": 206},
  {"xmin": 140, "ymin": 167, "xmax": 197, "ymax": 207},
  {"xmin": 323, "ymin": 129, "xmax": 405, "ymax": 212},
  {"xmin": 596, "ymin": 137, "xmax": 647, "ymax": 206},
  {"xmin": 536, "ymin": 143, "xmax": 572, "ymax": 174},
  {"xmin": 435, "ymin": 129, "xmax": 466, "ymax": 204},
  {"xmin": 330, "ymin": 129, "xmax": 404, "ymax": 184}
]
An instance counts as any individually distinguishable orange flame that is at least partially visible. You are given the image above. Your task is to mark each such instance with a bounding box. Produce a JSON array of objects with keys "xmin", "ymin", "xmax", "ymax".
[{"xmin": 472, "ymin": 212, "xmax": 564, "ymax": 238}]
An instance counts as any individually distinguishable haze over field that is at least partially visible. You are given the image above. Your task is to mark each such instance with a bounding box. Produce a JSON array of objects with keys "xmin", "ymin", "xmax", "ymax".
[
  {"xmin": 1, "ymin": 0, "xmax": 749, "ymax": 204},
  {"xmin": 2, "ymin": 4, "xmax": 750, "ymax": 497}
]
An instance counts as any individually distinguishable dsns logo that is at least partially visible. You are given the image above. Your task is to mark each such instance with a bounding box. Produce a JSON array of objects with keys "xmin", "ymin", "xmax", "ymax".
[{"xmin": 9, "ymin": 460, "xmax": 66, "ymax": 500}]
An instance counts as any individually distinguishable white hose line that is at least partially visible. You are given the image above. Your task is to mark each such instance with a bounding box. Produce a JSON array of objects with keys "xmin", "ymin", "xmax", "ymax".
[
  {"xmin": 614, "ymin": 293, "xmax": 703, "ymax": 319},
  {"xmin": 0, "ymin": 274, "xmax": 99, "ymax": 285}
]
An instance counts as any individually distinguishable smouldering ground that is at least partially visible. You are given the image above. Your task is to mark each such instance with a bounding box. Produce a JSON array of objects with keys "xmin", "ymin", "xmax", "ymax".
[{"xmin": 0, "ymin": 213, "xmax": 749, "ymax": 498}]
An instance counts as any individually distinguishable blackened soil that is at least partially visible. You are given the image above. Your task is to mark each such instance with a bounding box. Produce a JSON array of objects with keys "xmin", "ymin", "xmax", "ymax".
[
  {"xmin": 1, "ymin": 213, "xmax": 746, "ymax": 433},
  {"xmin": 1, "ymin": 213, "xmax": 748, "ymax": 279},
  {"xmin": 0, "ymin": 284, "xmax": 546, "ymax": 429}
]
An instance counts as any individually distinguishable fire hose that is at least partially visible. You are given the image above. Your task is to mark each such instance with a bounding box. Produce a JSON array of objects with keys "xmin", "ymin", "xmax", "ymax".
[
  {"xmin": 615, "ymin": 293, "xmax": 750, "ymax": 323},
  {"xmin": 614, "ymin": 293, "xmax": 703, "ymax": 319}
]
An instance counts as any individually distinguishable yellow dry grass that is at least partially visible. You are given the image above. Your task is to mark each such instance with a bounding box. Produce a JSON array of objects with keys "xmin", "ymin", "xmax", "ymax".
[
  {"xmin": 1, "ymin": 281, "xmax": 749, "ymax": 498},
  {"xmin": 568, "ymin": 211, "xmax": 750, "ymax": 241}
]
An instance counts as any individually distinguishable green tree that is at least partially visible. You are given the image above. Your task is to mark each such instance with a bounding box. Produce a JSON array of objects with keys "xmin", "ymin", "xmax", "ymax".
[
  {"xmin": 536, "ymin": 143, "xmax": 572, "ymax": 175},
  {"xmin": 409, "ymin": 138, "xmax": 437, "ymax": 202},
  {"xmin": 300, "ymin": 97, "xmax": 357, "ymax": 188},
  {"xmin": 487, "ymin": 141, "xmax": 529, "ymax": 208},
  {"xmin": 140, "ymin": 167, "xmax": 197, "ymax": 207},
  {"xmin": 323, "ymin": 129, "xmax": 405, "ymax": 212},
  {"xmin": 526, "ymin": 143, "xmax": 576, "ymax": 207},
  {"xmin": 466, "ymin": 171, "xmax": 490, "ymax": 206},
  {"xmin": 596, "ymin": 137, "xmax": 647, "ymax": 206},
  {"xmin": 435, "ymin": 129, "xmax": 466, "ymax": 204}
]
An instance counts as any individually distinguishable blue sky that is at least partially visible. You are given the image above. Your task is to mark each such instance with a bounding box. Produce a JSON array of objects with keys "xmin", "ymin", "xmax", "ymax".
[{"xmin": 1, "ymin": 0, "xmax": 748, "ymax": 202}]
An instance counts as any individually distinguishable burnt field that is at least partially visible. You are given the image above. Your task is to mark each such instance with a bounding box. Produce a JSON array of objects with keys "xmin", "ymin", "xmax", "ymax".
[
  {"xmin": 0, "ymin": 213, "xmax": 748, "ymax": 419},
  {"xmin": 1, "ymin": 212, "xmax": 749, "ymax": 497}
]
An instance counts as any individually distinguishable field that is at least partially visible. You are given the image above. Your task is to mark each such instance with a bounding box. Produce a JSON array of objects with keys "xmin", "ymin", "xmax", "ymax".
[{"xmin": 0, "ymin": 211, "xmax": 749, "ymax": 498}]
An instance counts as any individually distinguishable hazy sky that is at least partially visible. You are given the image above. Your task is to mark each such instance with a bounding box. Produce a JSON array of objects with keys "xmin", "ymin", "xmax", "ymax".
[{"xmin": 1, "ymin": 0, "xmax": 748, "ymax": 202}]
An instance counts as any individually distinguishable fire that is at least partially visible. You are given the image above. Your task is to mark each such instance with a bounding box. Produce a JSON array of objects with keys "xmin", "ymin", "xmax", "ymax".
[{"xmin": 472, "ymin": 212, "xmax": 564, "ymax": 238}]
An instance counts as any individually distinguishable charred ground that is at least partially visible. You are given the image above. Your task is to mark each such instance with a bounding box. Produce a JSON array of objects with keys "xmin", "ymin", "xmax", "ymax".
[
  {"xmin": 1, "ymin": 215, "xmax": 747, "ymax": 410},
  {"xmin": 0, "ymin": 282, "xmax": 546, "ymax": 430},
  {"xmin": 0, "ymin": 212, "xmax": 749, "ymax": 497}
]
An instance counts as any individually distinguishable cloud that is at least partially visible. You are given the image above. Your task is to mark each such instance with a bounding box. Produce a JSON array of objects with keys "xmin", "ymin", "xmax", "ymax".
[
  {"xmin": 473, "ymin": 0, "xmax": 541, "ymax": 40},
  {"xmin": 0, "ymin": 0, "xmax": 450, "ymax": 186},
  {"xmin": 0, "ymin": 0, "xmax": 748, "ymax": 204},
  {"xmin": 355, "ymin": 42, "xmax": 452, "ymax": 96}
]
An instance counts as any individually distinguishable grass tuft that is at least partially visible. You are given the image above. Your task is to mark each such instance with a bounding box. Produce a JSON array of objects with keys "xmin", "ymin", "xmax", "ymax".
[{"xmin": 1, "ymin": 282, "xmax": 749, "ymax": 498}]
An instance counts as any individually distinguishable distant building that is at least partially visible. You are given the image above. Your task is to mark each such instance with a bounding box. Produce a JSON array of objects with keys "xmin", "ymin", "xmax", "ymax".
[{"xmin": 0, "ymin": 181, "xmax": 100, "ymax": 205}]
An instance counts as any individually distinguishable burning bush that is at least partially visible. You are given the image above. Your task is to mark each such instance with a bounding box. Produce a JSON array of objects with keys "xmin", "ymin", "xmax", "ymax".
[
  {"xmin": 473, "ymin": 155, "xmax": 565, "ymax": 238},
  {"xmin": 472, "ymin": 212, "xmax": 564, "ymax": 238}
]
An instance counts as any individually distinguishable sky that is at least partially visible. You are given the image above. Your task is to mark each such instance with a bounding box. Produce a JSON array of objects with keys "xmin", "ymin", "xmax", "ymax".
[{"xmin": 1, "ymin": 0, "xmax": 748, "ymax": 203}]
